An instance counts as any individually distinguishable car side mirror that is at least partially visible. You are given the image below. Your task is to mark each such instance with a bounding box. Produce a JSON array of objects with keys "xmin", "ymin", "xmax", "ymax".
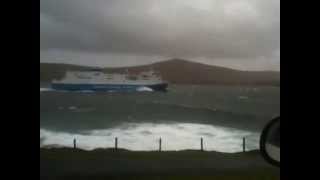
[{"xmin": 260, "ymin": 116, "xmax": 280, "ymax": 167}]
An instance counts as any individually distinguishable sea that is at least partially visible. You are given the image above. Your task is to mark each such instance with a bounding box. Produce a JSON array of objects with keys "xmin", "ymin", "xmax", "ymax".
[{"xmin": 40, "ymin": 84, "xmax": 280, "ymax": 153}]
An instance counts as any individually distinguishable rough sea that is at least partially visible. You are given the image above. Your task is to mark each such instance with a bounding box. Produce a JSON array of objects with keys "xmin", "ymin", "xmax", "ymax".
[{"xmin": 40, "ymin": 84, "xmax": 280, "ymax": 152}]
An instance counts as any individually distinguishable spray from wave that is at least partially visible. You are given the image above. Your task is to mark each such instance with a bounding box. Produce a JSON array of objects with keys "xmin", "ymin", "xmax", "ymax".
[{"xmin": 136, "ymin": 86, "xmax": 154, "ymax": 92}]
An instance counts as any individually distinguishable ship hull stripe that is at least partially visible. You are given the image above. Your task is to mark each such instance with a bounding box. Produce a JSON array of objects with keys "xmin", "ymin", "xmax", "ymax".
[{"xmin": 51, "ymin": 83, "xmax": 168, "ymax": 92}]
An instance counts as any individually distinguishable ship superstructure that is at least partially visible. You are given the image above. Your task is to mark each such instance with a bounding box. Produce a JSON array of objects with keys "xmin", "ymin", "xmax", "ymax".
[{"xmin": 51, "ymin": 69, "xmax": 168, "ymax": 92}]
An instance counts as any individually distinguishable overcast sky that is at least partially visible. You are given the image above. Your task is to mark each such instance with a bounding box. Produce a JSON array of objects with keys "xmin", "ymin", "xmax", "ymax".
[{"xmin": 40, "ymin": 0, "xmax": 280, "ymax": 71}]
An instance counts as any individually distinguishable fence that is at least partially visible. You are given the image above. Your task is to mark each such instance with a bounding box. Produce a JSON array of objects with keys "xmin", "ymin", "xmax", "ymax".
[{"xmin": 72, "ymin": 137, "xmax": 248, "ymax": 152}]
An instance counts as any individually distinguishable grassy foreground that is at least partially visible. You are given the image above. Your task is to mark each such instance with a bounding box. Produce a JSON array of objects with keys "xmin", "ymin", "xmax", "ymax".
[{"xmin": 40, "ymin": 148, "xmax": 279, "ymax": 180}]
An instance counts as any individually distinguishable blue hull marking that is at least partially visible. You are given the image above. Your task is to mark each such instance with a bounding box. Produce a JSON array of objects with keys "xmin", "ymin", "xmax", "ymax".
[{"xmin": 51, "ymin": 83, "xmax": 168, "ymax": 92}]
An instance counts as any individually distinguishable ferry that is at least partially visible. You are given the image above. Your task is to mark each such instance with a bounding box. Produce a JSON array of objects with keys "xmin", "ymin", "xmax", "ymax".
[{"xmin": 51, "ymin": 69, "xmax": 168, "ymax": 92}]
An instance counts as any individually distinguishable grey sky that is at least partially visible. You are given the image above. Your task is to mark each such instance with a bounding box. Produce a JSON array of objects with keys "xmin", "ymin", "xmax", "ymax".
[{"xmin": 40, "ymin": 0, "xmax": 280, "ymax": 71}]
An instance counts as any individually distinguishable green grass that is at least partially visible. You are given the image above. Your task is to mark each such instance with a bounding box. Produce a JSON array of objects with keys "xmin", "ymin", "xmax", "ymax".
[{"xmin": 40, "ymin": 148, "xmax": 279, "ymax": 180}]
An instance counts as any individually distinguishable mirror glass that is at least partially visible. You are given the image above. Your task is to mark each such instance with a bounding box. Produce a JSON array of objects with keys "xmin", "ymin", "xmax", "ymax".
[{"xmin": 260, "ymin": 117, "xmax": 280, "ymax": 166}]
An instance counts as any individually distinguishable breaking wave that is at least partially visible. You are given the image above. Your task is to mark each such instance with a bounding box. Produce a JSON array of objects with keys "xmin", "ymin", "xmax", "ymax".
[
  {"xmin": 136, "ymin": 86, "xmax": 154, "ymax": 92},
  {"xmin": 40, "ymin": 123, "xmax": 259, "ymax": 153}
]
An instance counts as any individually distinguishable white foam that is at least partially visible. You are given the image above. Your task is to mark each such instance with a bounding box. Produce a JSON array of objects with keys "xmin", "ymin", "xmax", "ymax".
[
  {"xmin": 136, "ymin": 86, "xmax": 153, "ymax": 92},
  {"xmin": 238, "ymin": 96, "xmax": 249, "ymax": 100},
  {"xmin": 64, "ymin": 106, "xmax": 95, "ymax": 112},
  {"xmin": 40, "ymin": 88, "xmax": 53, "ymax": 92},
  {"xmin": 77, "ymin": 90, "xmax": 95, "ymax": 93},
  {"xmin": 40, "ymin": 123, "xmax": 259, "ymax": 152},
  {"xmin": 68, "ymin": 106, "xmax": 77, "ymax": 110}
]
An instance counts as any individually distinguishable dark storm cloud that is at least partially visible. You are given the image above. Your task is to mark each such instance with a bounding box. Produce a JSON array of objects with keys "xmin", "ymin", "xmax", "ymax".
[{"xmin": 40, "ymin": 0, "xmax": 279, "ymax": 60}]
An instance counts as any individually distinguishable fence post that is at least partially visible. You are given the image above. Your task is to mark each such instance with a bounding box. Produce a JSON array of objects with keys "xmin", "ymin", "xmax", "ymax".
[
  {"xmin": 73, "ymin": 138, "xmax": 76, "ymax": 149},
  {"xmin": 201, "ymin": 137, "xmax": 204, "ymax": 151},
  {"xmin": 115, "ymin": 137, "xmax": 118, "ymax": 151},
  {"xmin": 243, "ymin": 137, "xmax": 246, "ymax": 152},
  {"xmin": 159, "ymin": 138, "xmax": 162, "ymax": 152}
]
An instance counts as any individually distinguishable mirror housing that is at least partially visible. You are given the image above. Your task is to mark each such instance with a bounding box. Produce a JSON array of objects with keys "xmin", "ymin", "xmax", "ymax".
[{"xmin": 260, "ymin": 116, "xmax": 280, "ymax": 167}]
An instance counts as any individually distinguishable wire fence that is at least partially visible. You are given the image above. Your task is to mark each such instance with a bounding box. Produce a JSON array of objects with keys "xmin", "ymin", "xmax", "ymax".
[{"xmin": 70, "ymin": 136, "xmax": 256, "ymax": 153}]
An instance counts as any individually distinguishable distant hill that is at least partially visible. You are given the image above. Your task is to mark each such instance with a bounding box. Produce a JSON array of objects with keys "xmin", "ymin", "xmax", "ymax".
[{"xmin": 40, "ymin": 59, "xmax": 280, "ymax": 86}]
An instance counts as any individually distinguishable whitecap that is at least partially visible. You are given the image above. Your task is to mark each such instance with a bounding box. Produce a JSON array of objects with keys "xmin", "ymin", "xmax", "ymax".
[
  {"xmin": 68, "ymin": 106, "xmax": 77, "ymax": 110},
  {"xmin": 40, "ymin": 88, "xmax": 53, "ymax": 92},
  {"xmin": 238, "ymin": 96, "xmax": 249, "ymax": 100}
]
